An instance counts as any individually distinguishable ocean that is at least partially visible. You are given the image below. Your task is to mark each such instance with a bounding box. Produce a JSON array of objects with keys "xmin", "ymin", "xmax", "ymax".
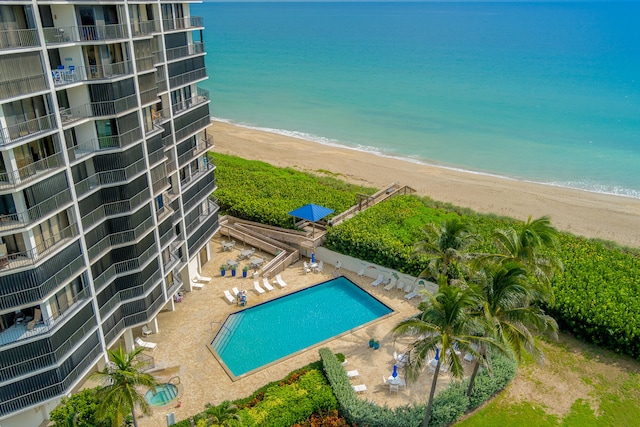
[{"xmin": 194, "ymin": 2, "xmax": 640, "ymax": 198}]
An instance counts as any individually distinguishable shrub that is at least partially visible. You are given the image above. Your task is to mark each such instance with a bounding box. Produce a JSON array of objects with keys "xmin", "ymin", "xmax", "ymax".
[{"xmin": 49, "ymin": 388, "xmax": 112, "ymax": 427}]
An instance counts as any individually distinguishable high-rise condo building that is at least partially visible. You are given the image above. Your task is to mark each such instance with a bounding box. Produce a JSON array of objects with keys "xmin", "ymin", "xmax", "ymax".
[{"xmin": 0, "ymin": 1, "xmax": 218, "ymax": 425}]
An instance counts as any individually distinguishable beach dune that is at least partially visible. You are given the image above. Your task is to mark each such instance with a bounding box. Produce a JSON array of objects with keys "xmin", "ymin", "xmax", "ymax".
[{"xmin": 209, "ymin": 121, "xmax": 640, "ymax": 248}]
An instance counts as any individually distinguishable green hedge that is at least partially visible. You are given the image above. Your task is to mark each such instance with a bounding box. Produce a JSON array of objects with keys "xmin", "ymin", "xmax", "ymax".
[
  {"xmin": 173, "ymin": 363, "xmax": 336, "ymax": 427},
  {"xmin": 325, "ymin": 194, "xmax": 640, "ymax": 360},
  {"xmin": 211, "ymin": 154, "xmax": 376, "ymax": 229},
  {"xmin": 319, "ymin": 347, "xmax": 516, "ymax": 427}
]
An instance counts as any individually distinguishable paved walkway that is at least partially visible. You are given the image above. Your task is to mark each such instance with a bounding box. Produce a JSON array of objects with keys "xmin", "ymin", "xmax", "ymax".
[{"xmin": 96, "ymin": 237, "xmax": 464, "ymax": 426}]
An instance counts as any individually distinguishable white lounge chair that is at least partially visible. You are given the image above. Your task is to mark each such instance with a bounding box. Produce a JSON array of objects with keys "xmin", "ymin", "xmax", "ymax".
[
  {"xmin": 232, "ymin": 287, "xmax": 240, "ymax": 297},
  {"xmin": 346, "ymin": 370, "xmax": 359, "ymax": 379},
  {"xmin": 384, "ymin": 278, "xmax": 397, "ymax": 291},
  {"xmin": 357, "ymin": 269, "xmax": 365, "ymax": 277},
  {"xmin": 405, "ymin": 289, "xmax": 419, "ymax": 299},
  {"xmin": 396, "ymin": 280, "xmax": 405, "ymax": 291},
  {"xmin": 135, "ymin": 337, "xmax": 157, "ymax": 351},
  {"xmin": 193, "ymin": 272, "xmax": 212, "ymax": 283},
  {"xmin": 191, "ymin": 279, "xmax": 204, "ymax": 290},
  {"xmin": 254, "ymin": 280, "xmax": 265, "ymax": 294},
  {"xmin": 352, "ymin": 384, "xmax": 367, "ymax": 393},
  {"xmin": 142, "ymin": 325, "xmax": 153, "ymax": 337},
  {"xmin": 275, "ymin": 274, "xmax": 287, "ymax": 288},
  {"xmin": 262, "ymin": 277, "xmax": 275, "ymax": 291},
  {"xmin": 223, "ymin": 290, "xmax": 235, "ymax": 304},
  {"xmin": 371, "ymin": 274, "xmax": 384, "ymax": 287}
]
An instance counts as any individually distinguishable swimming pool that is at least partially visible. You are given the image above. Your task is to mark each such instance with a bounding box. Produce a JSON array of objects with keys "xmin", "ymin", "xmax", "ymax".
[{"xmin": 211, "ymin": 276, "xmax": 392, "ymax": 378}]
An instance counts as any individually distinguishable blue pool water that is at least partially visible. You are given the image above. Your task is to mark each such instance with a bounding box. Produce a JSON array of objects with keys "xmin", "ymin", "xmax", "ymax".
[
  {"xmin": 211, "ymin": 276, "xmax": 392, "ymax": 377},
  {"xmin": 145, "ymin": 383, "xmax": 178, "ymax": 406}
]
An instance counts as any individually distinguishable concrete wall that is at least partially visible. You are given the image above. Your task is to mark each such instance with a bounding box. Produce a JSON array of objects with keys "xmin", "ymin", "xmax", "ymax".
[{"xmin": 314, "ymin": 247, "xmax": 438, "ymax": 295}]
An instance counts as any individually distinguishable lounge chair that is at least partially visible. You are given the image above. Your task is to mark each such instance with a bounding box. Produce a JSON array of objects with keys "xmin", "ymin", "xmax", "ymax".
[
  {"xmin": 223, "ymin": 290, "xmax": 235, "ymax": 304},
  {"xmin": 26, "ymin": 308, "xmax": 42, "ymax": 330},
  {"xmin": 352, "ymin": 384, "xmax": 367, "ymax": 393},
  {"xmin": 253, "ymin": 280, "xmax": 265, "ymax": 294},
  {"xmin": 396, "ymin": 280, "xmax": 405, "ymax": 291},
  {"xmin": 262, "ymin": 277, "xmax": 274, "ymax": 291},
  {"xmin": 135, "ymin": 337, "xmax": 157, "ymax": 351},
  {"xmin": 275, "ymin": 274, "xmax": 287, "ymax": 288},
  {"xmin": 371, "ymin": 274, "xmax": 384, "ymax": 287},
  {"xmin": 142, "ymin": 325, "xmax": 153, "ymax": 337},
  {"xmin": 346, "ymin": 370, "xmax": 359, "ymax": 379},
  {"xmin": 232, "ymin": 287, "xmax": 240, "ymax": 297},
  {"xmin": 193, "ymin": 272, "xmax": 212, "ymax": 282},
  {"xmin": 384, "ymin": 278, "xmax": 397, "ymax": 291},
  {"xmin": 191, "ymin": 279, "xmax": 204, "ymax": 290},
  {"xmin": 357, "ymin": 269, "xmax": 365, "ymax": 277},
  {"xmin": 405, "ymin": 287, "xmax": 419, "ymax": 300}
]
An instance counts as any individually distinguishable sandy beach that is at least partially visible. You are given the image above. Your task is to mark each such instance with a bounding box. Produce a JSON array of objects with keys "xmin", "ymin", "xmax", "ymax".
[{"xmin": 209, "ymin": 121, "xmax": 640, "ymax": 248}]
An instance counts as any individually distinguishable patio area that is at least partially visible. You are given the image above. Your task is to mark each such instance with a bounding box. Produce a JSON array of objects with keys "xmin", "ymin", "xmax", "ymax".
[{"xmin": 102, "ymin": 236, "xmax": 469, "ymax": 425}]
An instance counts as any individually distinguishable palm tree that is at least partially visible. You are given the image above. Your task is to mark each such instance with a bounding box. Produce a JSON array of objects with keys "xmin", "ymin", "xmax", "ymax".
[
  {"xmin": 393, "ymin": 282, "xmax": 497, "ymax": 427},
  {"xmin": 466, "ymin": 261, "xmax": 558, "ymax": 397},
  {"xmin": 90, "ymin": 346, "xmax": 159, "ymax": 427},
  {"xmin": 203, "ymin": 401, "xmax": 241, "ymax": 426},
  {"xmin": 491, "ymin": 215, "xmax": 562, "ymax": 301},
  {"xmin": 415, "ymin": 217, "xmax": 478, "ymax": 282}
]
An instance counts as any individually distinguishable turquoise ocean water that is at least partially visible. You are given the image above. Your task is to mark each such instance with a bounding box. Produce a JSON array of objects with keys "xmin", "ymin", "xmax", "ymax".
[{"xmin": 195, "ymin": 2, "xmax": 640, "ymax": 198}]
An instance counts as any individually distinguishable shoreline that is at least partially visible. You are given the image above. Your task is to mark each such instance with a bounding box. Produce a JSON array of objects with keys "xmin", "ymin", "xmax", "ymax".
[{"xmin": 208, "ymin": 120, "xmax": 640, "ymax": 248}]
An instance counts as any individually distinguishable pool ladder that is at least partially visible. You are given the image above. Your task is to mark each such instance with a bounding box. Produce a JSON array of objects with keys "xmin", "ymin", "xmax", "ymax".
[{"xmin": 168, "ymin": 376, "xmax": 180, "ymax": 386}]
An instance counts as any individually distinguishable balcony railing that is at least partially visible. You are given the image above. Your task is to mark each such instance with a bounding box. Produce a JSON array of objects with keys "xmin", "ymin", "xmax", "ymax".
[
  {"xmin": 139, "ymin": 87, "xmax": 158, "ymax": 105},
  {"xmin": 185, "ymin": 199, "xmax": 218, "ymax": 237},
  {"xmin": 177, "ymin": 138, "xmax": 212, "ymax": 167},
  {"xmin": 0, "ymin": 223, "xmax": 79, "ymax": 272},
  {"xmin": 136, "ymin": 56, "xmax": 154, "ymax": 72},
  {"xmin": 60, "ymin": 94, "xmax": 139, "ymax": 124},
  {"xmin": 183, "ymin": 179, "xmax": 216, "ymax": 213},
  {"xmin": 130, "ymin": 20, "xmax": 159, "ymax": 37},
  {"xmin": 172, "ymin": 87, "xmax": 209, "ymax": 116},
  {"xmin": 180, "ymin": 161, "xmax": 214, "ymax": 191},
  {"xmin": 0, "ymin": 114, "xmax": 57, "ymax": 146},
  {"xmin": 75, "ymin": 158, "xmax": 147, "ymax": 197},
  {"xmin": 81, "ymin": 187, "xmax": 151, "ymax": 230},
  {"xmin": 175, "ymin": 115, "xmax": 210, "ymax": 143},
  {"xmin": 158, "ymin": 226, "xmax": 176, "ymax": 249},
  {"xmin": 162, "ymin": 16, "xmax": 203, "ymax": 32},
  {"xmin": 164, "ymin": 42, "xmax": 205, "ymax": 62},
  {"xmin": 0, "ymin": 188, "xmax": 72, "ymax": 232},
  {"xmin": 99, "ymin": 270, "xmax": 162, "ymax": 319},
  {"xmin": 168, "ymin": 67, "xmax": 207, "ymax": 89},
  {"xmin": 93, "ymin": 245, "xmax": 158, "ymax": 294},
  {"xmin": 67, "ymin": 128, "xmax": 143, "ymax": 162},
  {"xmin": 53, "ymin": 61, "xmax": 134, "ymax": 86},
  {"xmin": 0, "ymin": 28, "xmax": 40, "ymax": 50},
  {"xmin": 43, "ymin": 23, "xmax": 128, "ymax": 44},
  {"xmin": 88, "ymin": 216, "xmax": 155, "ymax": 261},
  {"xmin": 166, "ymin": 273, "xmax": 183, "ymax": 297},
  {"xmin": 0, "ymin": 152, "xmax": 64, "ymax": 189},
  {"xmin": 0, "ymin": 73, "xmax": 48, "ymax": 99}
]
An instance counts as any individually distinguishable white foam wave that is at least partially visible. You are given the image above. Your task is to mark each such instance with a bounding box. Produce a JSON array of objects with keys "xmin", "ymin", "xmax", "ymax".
[{"xmin": 210, "ymin": 117, "xmax": 640, "ymax": 200}]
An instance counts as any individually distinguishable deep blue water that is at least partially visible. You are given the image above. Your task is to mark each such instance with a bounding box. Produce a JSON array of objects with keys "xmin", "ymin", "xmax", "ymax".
[
  {"xmin": 196, "ymin": 2, "xmax": 640, "ymax": 198},
  {"xmin": 211, "ymin": 277, "xmax": 391, "ymax": 377}
]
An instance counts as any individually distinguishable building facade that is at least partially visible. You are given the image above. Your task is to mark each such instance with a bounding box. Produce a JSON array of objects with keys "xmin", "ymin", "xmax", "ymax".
[{"xmin": 0, "ymin": 1, "xmax": 218, "ymax": 425}]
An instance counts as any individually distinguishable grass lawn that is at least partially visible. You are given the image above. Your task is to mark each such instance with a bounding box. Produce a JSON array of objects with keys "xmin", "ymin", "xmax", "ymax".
[{"xmin": 456, "ymin": 333, "xmax": 640, "ymax": 426}]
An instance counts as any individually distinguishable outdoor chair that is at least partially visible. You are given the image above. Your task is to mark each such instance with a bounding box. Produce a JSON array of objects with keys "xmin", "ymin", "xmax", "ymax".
[
  {"xmin": 193, "ymin": 272, "xmax": 212, "ymax": 282},
  {"xmin": 352, "ymin": 384, "xmax": 367, "ymax": 393},
  {"xmin": 275, "ymin": 274, "xmax": 287, "ymax": 288},
  {"xmin": 142, "ymin": 325, "xmax": 153, "ymax": 337},
  {"xmin": 263, "ymin": 277, "xmax": 275, "ymax": 291},
  {"xmin": 357, "ymin": 268, "xmax": 365, "ymax": 277},
  {"xmin": 371, "ymin": 274, "xmax": 384, "ymax": 287},
  {"xmin": 254, "ymin": 281, "xmax": 265, "ymax": 294},
  {"xmin": 135, "ymin": 337, "xmax": 157, "ymax": 351},
  {"xmin": 384, "ymin": 278, "xmax": 397, "ymax": 291},
  {"xmin": 347, "ymin": 370, "xmax": 360, "ymax": 379},
  {"xmin": 223, "ymin": 290, "xmax": 235, "ymax": 304}
]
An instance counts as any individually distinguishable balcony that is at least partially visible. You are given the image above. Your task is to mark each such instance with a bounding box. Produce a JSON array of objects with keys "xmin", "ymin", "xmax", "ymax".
[
  {"xmin": 0, "ymin": 73, "xmax": 48, "ymax": 99},
  {"xmin": 43, "ymin": 24, "xmax": 128, "ymax": 45},
  {"xmin": 0, "ymin": 188, "xmax": 72, "ymax": 232},
  {"xmin": 140, "ymin": 87, "xmax": 159, "ymax": 105},
  {"xmin": 0, "ymin": 223, "xmax": 79, "ymax": 272},
  {"xmin": 81, "ymin": 187, "xmax": 151, "ymax": 230},
  {"xmin": 168, "ymin": 67, "xmax": 207, "ymax": 90},
  {"xmin": 185, "ymin": 199, "xmax": 218, "ymax": 238},
  {"xmin": 164, "ymin": 42, "xmax": 205, "ymax": 62},
  {"xmin": 158, "ymin": 226, "xmax": 177, "ymax": 249},
  {"xmin": 177, "ymin": 137, "xmax": 213, "ymax": 168},
  {"xmin": 67, "ymin": 128, "xmax": 143, "ymax": 162},
  {"xmin": 0, "ymin": 28, "xmax": 40, "ymax": 50},
  {"xmin": 131, "ymin": 20, "xmax": 160, "ymax": 38},
  {"xmin": 180, "ymin": 161, "xmax": 214, "ymax": 190},
  {"xmin": 52, "ymin": 61, "xmax": 134, "ymax": 87},
  {"xmin": 172, "ymin": 87, "xmax": 209, "ymax": 116},
  {"xmin": 166, "ymin": 272, "xmax": 183, "ymax": 297},
  {"xmin": 87, "ymin": 216, "xmax": 154, "ymax": 261},
  {"xmin": 0, "ymin": 287, "xmax": 91, "ymax": 347},
  {"xmin": 75, "ymin": 158, "xmax": 147, "ymax": 197},
  {"xmin": 183, "ymin": 178, "xmax": 216, "ymax": 213},
  {"xmin": 136, "ymin": 56, "xmax": 155, "ymax": 73},
  {"xmin": 162, "ymin": 16, "xmax": 204, "ymax": 32},
  {"xmin": 0, "ymin": 152, "xmax": 64, "ymax": 190},
  {"xmin": 93, "ymin": 245, "xmax": 159, "ymax": 294},
  {"xmin": 60, "ymin": 95, "xmax": 139, "ymax": 125},
  {"xmin": 99, "ymin": 270, "xmax": 162, "ymax": 319},
  {"xmin": 148, "ymin": 146, "xmax": 166, "ymax": 167},
  {"xmin": 187, "ymin": 212, "xmax": 219, "ymax": 255},
  {"xmin": 175, "ymin": 115, "xmax": 210, "ymax": 143},
  {"xmin": 0, "ymin": 114, "xmax": 57, "ymax": 147}
]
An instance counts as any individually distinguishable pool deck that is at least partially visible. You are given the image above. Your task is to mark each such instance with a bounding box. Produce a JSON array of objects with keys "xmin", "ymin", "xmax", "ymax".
[{"xmin": 96, "ymin": 237, "xmax": 467, "ymax": 425}]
